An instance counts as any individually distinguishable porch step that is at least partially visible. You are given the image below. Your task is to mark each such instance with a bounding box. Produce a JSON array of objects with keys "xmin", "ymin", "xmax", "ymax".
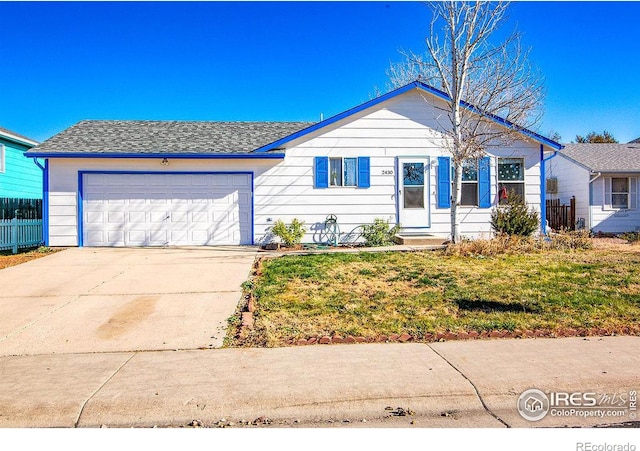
[{"xmin": 393, "ymin": 234, "xmax": 447, "ymax": 246}]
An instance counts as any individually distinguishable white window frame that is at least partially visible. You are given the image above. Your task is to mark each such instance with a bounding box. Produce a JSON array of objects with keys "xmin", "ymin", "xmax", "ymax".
[
  {"xmin": 329, "ymin": 157, "xmax": 358, "ymax": 187},
  {"xmin": 454, "ymin": 159, "xmax": 479, "ymax": 207},
  {"xmin": 604, "ymin": 176, "xmax": 637, "ymax": 210},
  {"xmin": 498, "ymin": 157, "xmax": 525, "ymax": 202},
  {"xmin": 0, "ymin": 144, "xmax": 5, "ymax": 173}
]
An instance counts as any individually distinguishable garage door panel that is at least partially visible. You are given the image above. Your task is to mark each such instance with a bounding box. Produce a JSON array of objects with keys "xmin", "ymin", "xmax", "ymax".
[
  {"xmin": 83, "ymin": 173, "xmax": 252, "ymax": 246},
  {"xmin": 107, "ymin": 231, "xmax": 124, "ymax": 244},
  {"xmin": 108, "ymin": 211, "xmax": 125, "ymax": 223}
]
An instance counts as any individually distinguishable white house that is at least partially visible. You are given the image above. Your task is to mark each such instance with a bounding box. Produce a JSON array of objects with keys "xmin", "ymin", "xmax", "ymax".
[
  {"xmin": 546, "ymin": 143, "xmax": 640, "ymax": 233},
  {"xmin": 25, "ymin": 81, "xmax": 562, "ymax": 248}
]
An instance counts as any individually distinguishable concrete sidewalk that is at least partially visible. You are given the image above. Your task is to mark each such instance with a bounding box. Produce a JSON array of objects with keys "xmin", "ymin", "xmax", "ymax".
[{"xmin": 1, "ymin": 336, "xmax": 637, "ymax": 428}]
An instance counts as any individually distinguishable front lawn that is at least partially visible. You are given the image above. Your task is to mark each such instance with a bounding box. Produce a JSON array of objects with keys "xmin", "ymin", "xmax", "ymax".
[
  {"xmin": 0, "ymin": 247, "xmax": 59, "ymax": 270},
  {"xmin": 229, "ymin": 247, "xmax": 640, "ymax": 347}
]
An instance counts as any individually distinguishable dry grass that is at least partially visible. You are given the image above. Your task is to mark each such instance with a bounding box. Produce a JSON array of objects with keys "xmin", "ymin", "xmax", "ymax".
[
  {"xmin": 228, "ymin": 242, "xmax": 640, "ymax": 347},
  {"xmin": 0, "ymin": 247, "xmax": 59, "ymax": 270}
]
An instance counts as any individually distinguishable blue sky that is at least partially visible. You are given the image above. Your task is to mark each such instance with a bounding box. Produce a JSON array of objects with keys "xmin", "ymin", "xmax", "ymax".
[{"xmin": 1, "ymin": 1, "xmax": 639, "ymax": 143}]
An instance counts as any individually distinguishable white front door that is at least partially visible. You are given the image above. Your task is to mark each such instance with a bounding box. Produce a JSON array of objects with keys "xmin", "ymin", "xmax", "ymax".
[
  {"xmin": 82, "ymin": 173, "xmax": 252, "ymax": 246},
  {"xmin": 397, "ymin": 158, "xmax": 430, "ymax": 228}
]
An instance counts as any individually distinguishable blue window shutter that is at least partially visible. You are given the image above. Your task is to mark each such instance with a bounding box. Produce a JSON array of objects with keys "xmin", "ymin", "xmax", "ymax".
[
  {"xmin": 357, "ymin": 157, "xmax": 370, "ymax": 188},
  {"xmin": 437, "ymin": 156, "xmax": 451, "ymax": 208},
  {"xmin": 478, "ymin": 156, "xmax": 491, "ymax": 208},
  {"xmin": 314, "ymin": 156, "xmax": 328, "ymax": 188}
]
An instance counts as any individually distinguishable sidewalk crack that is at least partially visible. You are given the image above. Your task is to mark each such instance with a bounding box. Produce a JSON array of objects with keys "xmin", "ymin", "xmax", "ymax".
[
  {"xmin": 427, "ymin": 344, "xmax": 510, "ymax": 428},
  {"xmin": 74, "ymin": 352, "xmax": 137, "ymax": 428}
]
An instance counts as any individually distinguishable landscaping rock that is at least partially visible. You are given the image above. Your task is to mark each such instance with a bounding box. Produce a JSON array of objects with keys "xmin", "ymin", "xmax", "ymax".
[
  {"xmin": 344, "ymin": 335, "xmax": 357, "ymax": 344},
  {"xmin": 241, "ymin": 312, "xmax": 254, "ymax": 328},
  {"xmin": 398, "ymin": 333, "xmax": 412, "ymax": 342},
  {"xmin": 319, "ymin": 336, "xmax": 331, "ymax": 344},
  {"xmin": 332, "ymin": 336, "xmax": 344, "ymax": 344},
  {"xmin": 296, "ymin": 339, "xmax": 308, "ymax": 346},
  {"xmin": 307, "ymin": 337, "xmax": 317, "ymax": 345},
  {"xmin": 389, "ymin": 333, "xmax": 400, "ymax": 341}
]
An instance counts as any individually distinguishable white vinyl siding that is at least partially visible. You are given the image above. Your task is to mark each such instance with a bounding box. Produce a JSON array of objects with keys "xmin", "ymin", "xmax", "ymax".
[
  {"xmin": 46, "ymin": 89, "xmax": 549, "ymax": 245},
  {"xmin": 545, "ymin": 154, "xmax": 590, "ymax": 229},
  {"xmin": 590, "ymin": 175, "xmax": 640, "ymax": 233}
]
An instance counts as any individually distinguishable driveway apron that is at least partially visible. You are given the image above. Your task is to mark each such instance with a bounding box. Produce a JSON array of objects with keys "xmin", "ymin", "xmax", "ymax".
[{"xmin": 0, "ymin": 247, "xmax": 257, "ymax": 355}]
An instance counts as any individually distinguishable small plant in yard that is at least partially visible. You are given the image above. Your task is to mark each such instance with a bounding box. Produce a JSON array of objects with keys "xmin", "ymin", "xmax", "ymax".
[
  {"xmin": 361, "ymin": 218, "xmax": 400, "ymax": 247},
  {"xmin": 490, "ymin": 194, "xmax": 539, "ymax": 237},
  {"xmin": 271, "ymin": 219, "xmax": 306, "ymax": 247}
]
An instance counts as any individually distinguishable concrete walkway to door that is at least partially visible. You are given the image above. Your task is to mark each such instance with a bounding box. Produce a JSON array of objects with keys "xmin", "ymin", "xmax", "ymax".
[{"xmin": 0, "ymin": 247, "xmax": 257, "ymax": 356}]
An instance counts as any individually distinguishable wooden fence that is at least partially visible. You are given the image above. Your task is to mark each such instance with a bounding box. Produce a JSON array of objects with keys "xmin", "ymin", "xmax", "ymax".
[
  {"xmin": 546, "ymin": 196, "xmax": 576, "ymax": 231},
  {"xmin": 0, "ymin": 197, "xmax": 42, "ymax": 220},
  {"xmin": 0, "ymin": 219, "xmax": 43, "ymax": 253}
]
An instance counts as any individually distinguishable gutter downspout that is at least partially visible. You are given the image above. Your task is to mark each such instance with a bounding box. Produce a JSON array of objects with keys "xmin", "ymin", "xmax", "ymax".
[
  {"xmin": 588, "ymin": 172, "xmax": 602, "ymax": 232},
  {"xmin": 31, "ymin": 157, "xmax": 48, "ymax": 246},
  {"xmin": 540, "ymin": 144, "xmax": 559, "ymax": 236}
]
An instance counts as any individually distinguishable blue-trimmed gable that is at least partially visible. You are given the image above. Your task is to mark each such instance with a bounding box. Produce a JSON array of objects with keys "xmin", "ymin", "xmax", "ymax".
[{"xmin": 254, "ymin": 81, "xmax": 564, "ymax": 153}]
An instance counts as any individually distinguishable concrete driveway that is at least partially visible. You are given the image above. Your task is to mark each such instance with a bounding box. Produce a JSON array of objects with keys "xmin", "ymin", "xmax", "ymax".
[{"xmin": 0, "ymin": 247, "xmax": 257, "ymax": 356}]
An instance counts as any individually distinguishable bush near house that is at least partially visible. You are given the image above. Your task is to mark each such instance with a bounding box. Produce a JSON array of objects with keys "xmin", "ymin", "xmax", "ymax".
[
  {"xmin": 271, "ymin": 219, "xmax": 306, "ymax": 247},
  {"xmin": 361, "ymin": 218, "xmax": 400, "ymax": 247},
  {"xmin": 490, "ymin": 194, "xmax": 539, "ymax": 237}
]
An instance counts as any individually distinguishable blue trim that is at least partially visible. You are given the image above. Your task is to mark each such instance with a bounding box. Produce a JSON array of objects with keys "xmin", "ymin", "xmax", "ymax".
[
  {"xmin": 254, "ymin": 81, "xmax": 564, "ymax": 153},
  {"xmin": 437, "ymin": 156, "xmax": 451, "ymax": 208},
  {"xmin": 43, "ymin": 159, "xmax": 49, "ymax": 246},
  {"xmin": 396, "ymin": 156, "xmax": 432, "ymax": 229},
  {"xmin": 478, "ymin": 156, "xmax": 491, "ymax": 208},
  {"xmin": 314, "ymin": 156, "xmax": 328, "ymax": 188},
  {"xmin": 27, "ymin": 152, "xmax": 285, "ymax": 159},
  {"xmin": 540, "ymin": 145, "xmax": 559, "ymax": 235},
  {"xmin": 357, "ymin": 156, "xmax": 370, "ymax": 188},
  {"xmin": 77, "ymin": 171, "xmax": 255, "ymax": 247}
]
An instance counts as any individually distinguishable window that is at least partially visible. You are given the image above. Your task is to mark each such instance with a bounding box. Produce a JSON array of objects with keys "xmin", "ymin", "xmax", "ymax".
[
  {"xmin": 403, "ymin": 162, "xmax": 425, "ymax": 208},
  {"xmin": 605, "ymin": 177, "xmax": 637, "ymax": 210},
  {"xmin": 0, "ymin": 144, "xmax": 5, "ymax": 173},
  {"xmin": 452, "ymin": 159, "xmax": 479, "ymax": 206},
  {"xmin": 329, "ymin": 157, "xmax": 358, "ymax": 187},
  {"xmin": 498, "ymin": 158, "xmax": 525, "ymax": 202},
  {"xmin": 611, "ymin": 178, "xmax": 629, "ymax": 209},
  {"xmin": 315, "ymin": 156, "xmax": 370, "ymax": 189}
]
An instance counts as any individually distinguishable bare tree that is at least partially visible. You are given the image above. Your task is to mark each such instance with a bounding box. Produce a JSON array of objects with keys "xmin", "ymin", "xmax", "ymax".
[{"xmin": 388, "ymin": 1, "xmax": 544, "ymax": 243}]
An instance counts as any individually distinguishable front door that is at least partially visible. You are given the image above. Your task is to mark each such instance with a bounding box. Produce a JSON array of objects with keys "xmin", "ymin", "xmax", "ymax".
[{"xmin": 398, "ymin": 158, "xmax": 430, "ymax": 228}]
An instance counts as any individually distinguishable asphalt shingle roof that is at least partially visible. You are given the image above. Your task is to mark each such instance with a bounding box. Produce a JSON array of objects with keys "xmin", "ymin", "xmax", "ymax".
[
  {"xmin": 0, "ymin": 126, "xmax": 38, "ymax": 145},
  {"xmin": 26, "ymin": 120, "xmax": 314, "ymax": 155},
  {"xmin": 630, "ymin": 137, "xmax": 640, "ymax": 144},
  {"xmin": 560, "ymin": 143, "xmax": 640, "ymax": 172}
]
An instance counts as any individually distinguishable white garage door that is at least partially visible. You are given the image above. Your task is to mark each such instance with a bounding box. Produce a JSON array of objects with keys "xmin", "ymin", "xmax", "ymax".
[{"xmin": 82, "ymin": 173, "xmax": 252, "ymax": 246}]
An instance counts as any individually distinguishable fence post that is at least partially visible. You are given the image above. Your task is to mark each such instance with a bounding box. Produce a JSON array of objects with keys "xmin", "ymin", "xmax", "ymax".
[{"xmin": 11, "ymin": 218, "xmax": 18, "ymax": 254}]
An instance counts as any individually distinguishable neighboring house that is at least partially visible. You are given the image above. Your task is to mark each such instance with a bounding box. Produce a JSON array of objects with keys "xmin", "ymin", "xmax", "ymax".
[
  {"xmin": 0, "ymin": 126, "xmax": 40, "ymax": 199},
  {"xmin": 25, "ymin": 81, "xmax": 562, "ymax": 248},
  {"xmin": 630, "ymin": 137, "xmax": 640, "ymax": 144},
  {"xmin": 546, "ymin": 143, "xmax": 640, "ymax": 233}
]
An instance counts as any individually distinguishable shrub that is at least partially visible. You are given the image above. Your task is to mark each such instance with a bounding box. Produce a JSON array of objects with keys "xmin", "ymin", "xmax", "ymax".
[
  {"xmin": 271, "ymin": 219, "xmax": 306, "ymax": 247},
  {"xmin": 361, "ymin": 218, "xmax": 400, "ymax": 247},
  {"xmin": 490, "ymin": 194, "xmax": 539, "ymax": 237}
]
